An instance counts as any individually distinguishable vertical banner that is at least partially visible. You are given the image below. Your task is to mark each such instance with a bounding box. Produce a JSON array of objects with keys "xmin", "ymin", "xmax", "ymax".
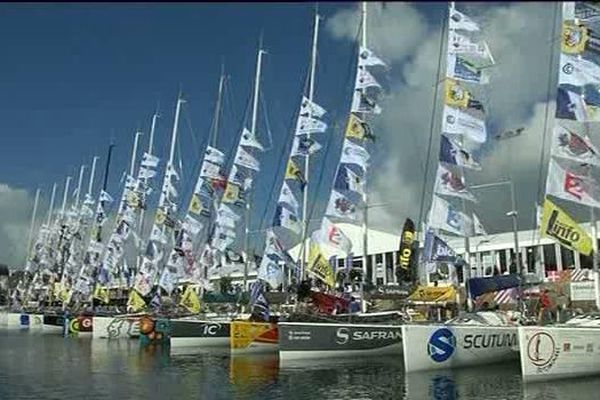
[{"xmin": 397, "ymin": 218, "xmax": 416, "ymax": 282}]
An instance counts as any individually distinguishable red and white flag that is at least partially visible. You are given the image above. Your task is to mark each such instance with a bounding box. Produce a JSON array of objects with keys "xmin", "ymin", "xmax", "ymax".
[
  {"xmin": 551, "ymin": 125, "xmax": 600, "ymax": 166},
  {"xmin": 546, "ymin": 158, "xmax": 600, "ymax": 207}
]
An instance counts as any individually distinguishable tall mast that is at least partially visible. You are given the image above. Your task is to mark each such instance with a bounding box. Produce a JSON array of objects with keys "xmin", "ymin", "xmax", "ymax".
[
  {"xmin": 60, "ymin": 176, "xmax": 72, "ymax": 217},
  {"xmin": 87, "ymin": 156, "xmax": 99, "ymax": 197},
  {"xmin": 360, "ymin": 2, "xmax": 370, "ymax": 290},
  {"xmin": 212, "ymin": 64, "xmax": 226, "ymax": 148},
  {"xmin": 243, "ymin": 45, "xmax": 265, "ymax": 289},
  {"xmin": 129, "ymin": 130, "xmax": 143, "ymax": 177},
  {"xmin": 26, "ymin": 188, "xmax": 41, "ymax": 260},
  {"xmin": 97, "ymin": 143, "xmax": 115, "ymax": 241},
  {"xmin": 300, "ymin": 9, "xmax": 321, "ymax": 280},
  {"xmin": 74, "ymin": 165, "xmax": 86, "ymax": 209},
  {"xmin": 138, "ymin": 112, "xmax": 159, "ymax": 236},
  {"xmin": 169, "ymin": 94, "xmax": 185, "ymax": 166},
  {"xmin": 46, "ymin": 183, "xmax": 57, "ymax": 226}
]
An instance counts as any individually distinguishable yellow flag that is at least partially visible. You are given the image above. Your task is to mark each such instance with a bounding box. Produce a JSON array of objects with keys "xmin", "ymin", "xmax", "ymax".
[
  {"xmin": 307, "ymin": 243, "xmax": 335, "ymax": 287},
  {"xmin": 285, "ymin": 159, "xmax": 304, "ymax": 183},
  {"xmin": 127, "ymin": 191, "xmax": 140, "ymax": 209},
  {"xmin": 562, "ymin": 22, "xmax": 589, "ymax": 55},
  {"xmin": 179, "ymin": 286, "xmax": 201, "ymax": 314},
  {"xmin": 188, "ymin": 194, "xmax": 203, "ymax": 215},
  {"xmin": 59, "ymin": 288, "xmax": 72, "ymax": 304},
  {"xmin": 444, "ymin": 78, "xmax": 470, "ymax": 109},
  {"xmin": 540, "ymin": 197, "xmax": 593, "ymax": 256},
  {"xmin": 93, "ymin": 286, "xmax": 110, "ymax": 304},
  {"xmin": 408, "ymin": 286, "xmax": 456, "ymax": 302},
  {"xmin": 155, "ymin": 208, "xmax": 166, "ymax": 225},
  {"xmin": 345, "ymin": 113, "xmax": 366, "ymax": 140},
  {"xmin": 127, "ymin": 290, "xmax": 147, "ymax": 312},
  {"xmin": 223, "ymin": 183, "xmax": 241, "ymax": 204}
]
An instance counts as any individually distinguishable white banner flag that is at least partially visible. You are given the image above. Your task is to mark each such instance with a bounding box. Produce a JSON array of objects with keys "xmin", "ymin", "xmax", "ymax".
[
  {"xmin": 434, "ymin": 164, "xmax": 477, "ymax": 202},
  {"xmin": 234, "ymin": 146, "xmax": 261, "ymax": 171},
  {"xmin": 546, "ymin": 158, "xmax": 600, "ymax": 208},
  {"xmin": 442, "ymin": 105, "xmax": 487, "ymax": 143},
  {"xmin": 551, "ymin": 125, "xmax": 600, "ymax": 166},
  {"xmin": 240, "ymin": 127, "xmax": 265, "ymax": 151},
  {"xmin": 340, "ymin": 139, "xmax": 370, "ymax": 170},
  {"xmin": 428, "ymin": 195, "xmax": 473, "ymax": 236},
  {"xmin": 358, "ymin": 46, "xmax": 386, "ymax": 67}
]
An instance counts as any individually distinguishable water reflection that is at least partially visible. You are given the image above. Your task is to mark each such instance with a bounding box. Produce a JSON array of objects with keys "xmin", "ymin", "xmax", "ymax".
[{"xmin": 523, "ymin": 376, "xmax": 600, "ymax": 400}]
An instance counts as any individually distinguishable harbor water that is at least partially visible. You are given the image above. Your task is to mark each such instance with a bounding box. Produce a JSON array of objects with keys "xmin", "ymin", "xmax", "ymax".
[{"xmin": 1, "ymin": 330, "xmax": 600, "ymax": 399}]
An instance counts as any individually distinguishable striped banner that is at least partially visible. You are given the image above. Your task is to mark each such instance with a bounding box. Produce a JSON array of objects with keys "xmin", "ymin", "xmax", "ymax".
[
  {"xmin": 475, "ymin": 287, "xmax": 519, "ymax": 306},
  {"xmin": 546, "ymin": 269, "xmax": 591, "ymax": 283}
]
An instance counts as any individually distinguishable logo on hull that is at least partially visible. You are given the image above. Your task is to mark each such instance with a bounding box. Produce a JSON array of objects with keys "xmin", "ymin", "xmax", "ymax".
[{"xmin": 428, "ymin": 328, "xmax": 456, "ymax": 362}]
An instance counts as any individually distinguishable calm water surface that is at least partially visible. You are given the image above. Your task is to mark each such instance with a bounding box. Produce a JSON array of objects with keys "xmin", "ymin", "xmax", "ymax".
[{"xmin": 0, "ymin": 330, "xmax": 599, "ymax": 400}]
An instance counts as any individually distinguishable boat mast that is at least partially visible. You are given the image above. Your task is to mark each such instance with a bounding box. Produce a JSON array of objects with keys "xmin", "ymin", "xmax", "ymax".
[
  {"xmin": 212, "ymin": 63, "xmax": 226, "ymax": 148},
  {"xmin": 243, "ymin": 45, "xmax": 265, "ymax": 289},
  {"xmin": 360, "ymin": 2, "xmax": 370, "ymax": 298},
  {"xmin": 74, "ymin": 165, "xmax": 86, "ymax": 209},
  {"xmin": 300, "ymin": 9, "xmax": 321, "ymax": 281},
  {"xmin": 129, "ymin": 130, "xmax": 143, "ymax": 178},
  {"xmin": 138, "ymin": 111, "xmax": 159, "ymax": 236},
  {"xmin": 25, "ymin": 188, "xmax": 41, "ymax": 263},
  {"xmin": 97, "ymin": 142, "xmax": 115, "ymax": 241},
  {"xmin": 46, "ymin": 183, "xmax": 57, "ymax": 227},
  {"xmin": 60, "ymin": 176, "xmax": 72, "ymax": 219},
  {"xmin": 87, "ymin": 156, "xmax": 99, "ymax": 198}
]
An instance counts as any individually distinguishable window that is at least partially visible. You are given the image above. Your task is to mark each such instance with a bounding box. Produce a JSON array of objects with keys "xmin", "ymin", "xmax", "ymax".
[
  {"xmin": 580, "ymin": 252, "xmax": 593, "ymax": 269},
  {"xmin": 366, "ymin": 255, "xmax": 374, "ymax": 283},
  {"xmin": 561, "ymin": 247, "xmax": 575, "ymax": 270},
  {"xmin": 481, "ymin": 251, "xmax": 493, "ymax": 277},
  {"xmin": 543, "ymin": 244, "xmax": 557, "ymax": 272},
  {"xmin": 498, "ymin": 250, "xmax": 507, "ymax": 274},
  {"xmin": 508, "ymin": 249, "xmax": 518, "ymax": 274},
  {"xmin": 525, "ymin": 247, "xmax": 538, "ymax": 274},
  {"xmin": 385, "ymin": 252, "xmax": 394, "ymax": 283}
]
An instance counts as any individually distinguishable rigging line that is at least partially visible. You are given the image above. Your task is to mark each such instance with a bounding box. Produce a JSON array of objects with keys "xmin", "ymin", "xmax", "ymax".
[
  {"xmin": 530, "ymin": 2, "xmax": 560, "ymax": 248},
  {"xmin": 416, "ymin": 16, "xmax": 448, "ymax": 235}
]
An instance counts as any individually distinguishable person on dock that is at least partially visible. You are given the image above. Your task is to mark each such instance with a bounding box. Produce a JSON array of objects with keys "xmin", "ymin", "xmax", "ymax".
[{"xmin": 537, "ymin": 289, "xmax": 552, "ymax": 325}]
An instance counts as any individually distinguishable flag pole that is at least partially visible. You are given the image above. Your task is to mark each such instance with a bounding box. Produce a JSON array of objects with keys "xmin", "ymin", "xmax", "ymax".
[
  {"xmin": 360, "ymin": 1, "xmax": 369, "ymax": 311},
  {"xmin": 25, "ymin": 188, "xmax": 41, "ymax": 266},
  {"xmin": 591, "ymin": 207, "xmax": 600, "ymax": 310},
  {"xmin": 244, "ymin": 43, "xmax": 265, "ymax": 291}
]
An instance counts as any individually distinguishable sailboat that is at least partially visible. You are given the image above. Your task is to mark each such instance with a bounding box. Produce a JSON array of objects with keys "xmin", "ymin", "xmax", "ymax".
[
  {"xmin": 399, "ymin": 2, "xmax": 529, "ymax": 372},
  {"xmin": 518, "ymin": 0, "xmax": 600, "ymax": 382},
  {"xmin": 276, "ymin": 4, "xmax": 408, "ymax": 361}
]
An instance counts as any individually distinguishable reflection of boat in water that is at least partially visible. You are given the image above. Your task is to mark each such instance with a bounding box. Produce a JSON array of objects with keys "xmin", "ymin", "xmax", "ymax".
[
  {"xmin": 404, "ymin": 362, "xmax": 521, "ymax": 400},
  {"xmin": 402, "ymin": 311, "xmax": 521, "ymax": 372},
  {"xmin": 519, "ymin": 314, "xmax": 600, "ymax": 382},
  {"xmin": 523, "ymin": 374, "xmax": 600, "ymax": 400},
  {"xmin": 229, "ymin": 353, "xmax": 279, "ymax": 390}
]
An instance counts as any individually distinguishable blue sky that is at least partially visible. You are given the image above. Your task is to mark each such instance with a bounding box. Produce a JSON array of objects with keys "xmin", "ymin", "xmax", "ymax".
[
  {"xmin": 0, "ymin": 2, "xmax": 565, "ymax": 266},
  {"xmin": 0, "ymin": 3, "xmax": 370, "ymax": 234}
]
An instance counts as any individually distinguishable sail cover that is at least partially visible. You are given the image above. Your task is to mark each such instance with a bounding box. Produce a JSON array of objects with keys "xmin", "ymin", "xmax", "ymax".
[{"xmin": 467, "ymin": 274, "xmax": 521, "ymax": 299}]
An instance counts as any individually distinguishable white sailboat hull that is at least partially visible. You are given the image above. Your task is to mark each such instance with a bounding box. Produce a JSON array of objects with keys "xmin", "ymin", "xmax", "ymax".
[
  {"xmin": 519, "ymin": 326, "xmax": 600, "ymax": 382},
  {"xmin": 92, "ymin": 316, "xmax": 141, "ymax": 339},
  {"xmin": 402, "ymin": 324, "xmax": 518, "ymax": 372}
]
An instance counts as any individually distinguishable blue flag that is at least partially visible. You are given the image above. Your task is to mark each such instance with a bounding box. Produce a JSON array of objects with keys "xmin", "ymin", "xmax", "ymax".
[{"xmin": 423, "ymin": 229, "xmax": 458, "ymax": 263}]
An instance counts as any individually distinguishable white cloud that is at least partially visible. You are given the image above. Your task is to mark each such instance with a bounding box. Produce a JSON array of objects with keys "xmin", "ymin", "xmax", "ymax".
[
  {"xmin": 326, "ymin": 2, "xmax": 559, "ymax": 237},
  {"xmin": 0, "ymin": 184, "xmax": 36, "ymax": 267}
]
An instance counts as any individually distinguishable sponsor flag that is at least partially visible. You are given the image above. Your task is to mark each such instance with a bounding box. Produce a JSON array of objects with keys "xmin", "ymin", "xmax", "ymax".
[
  {"xmin": 300, "ymin": 96, "xmax": 327, "ymax": 118},
  {"xmin": 325, "ymin": 190, "xmax": 359, "ymax": 221},
  {"xmin": 141, "ymin": 152, "xmax": 160, "ymax": 169},
  {"xmin": 205, "ymin": 146, "xmax": 226, "ymax": 165},
  {"xmin": 222, "ymin": 182, "xmax": 245, "ymax": 206},
  {"xmin": 448, "ymin": 31, "xmax": 494, "ymax": 63},
  {"xmin": 444, "ymin": 79, "xmax": 484, "ymax": 112},
  {"xmin": 559, "ymin": 53, "xmax": 600, "ymax": 86},
  {"xmin": 345, "ymin": 113, "xmax": 375, "ymax": 142},
  {"xmin": 138, "ymin": 166, "xmax": 157, "ymax": 179},
  {"xmin": 358, "ymin": 46, "xmax": 386, "ymax": 67},
  {"xmin": 230, "ymin": 165, "xmax": 253, "ymax": 191},
  {"xmin": 273, "ymin": 205, "xmax": 301, "ymax": 235},
  {"xmin": 257, "ymin": 251, "xmax": 283, "ymax": 288},
  {"xmin": 428, "ymin": 195, "xmax": 473, "ymax": 236},
  {"xmin": 234, "ymin": 147, "xmax": 261, "ymax": 171},
  {"xmin": 127, "ymin": 290, "xmax": 146, "ymax": 312},
  {"xmin": 551, "ymin": 125, "xmax": 600, "ymax": 166},
  {"xmin": 308, "ymin": 243, "xmax": 336, "ymax": 287},
  {"xmin": 446, "ymin": 54, "xmax": 489, "ymax": 85},
  {"xmin": 291, "ymin": 136, "xmax": 322, "ymax": 157},
  {"xmin": 423, "ymin": 228, "xmax": 458, "ymax": 263},
  {"xmin": 540, "ymin": 197, "xmax": 593, "ymax": 256},
  {"xmin": 556, "ymin": 86, "xmax": 589, "ymax": 121},
  {"xmin": 200, "ymin": 160, "xmax": 222, "ymax": 180},
  {"xmin": 285, "ymin": 159, "xmax": 306, "ymax": 185},
  {"xmin": 439, "ymin": 134, "xmax": 481, "ymax": 170},
  {"xmin": 93, "ymin": 286, "xmax": 110, "ymax": 304},
  {"xmin": 434, "ymin": 164, "xmax": 477, "ymax": 202},
  {"xmin": 397, "ymin": 218, "xmax": 416, "ymax": 280},
  {"xmin": 334, "ymin": 165, "xmax": 365, "ymax": 196},
  {"xmin": 561, "ymin": 21, "xmax": 590, "ymax": 55},
  {"xmin": 179, "ymin": 286, "xmax": 201, "ymax": 314},
  {"xmin": 355, "ymin": 67, "xmax": 382, "ymax": 90},
  {"xmin": 312, "ymin": 217, "xmax": 352, "ymax": 254},
  {"xmin": 351, "ymin": 89, "xmax": 382, "ymax": 114},
  {"xmin": 99, "ymin": 190, "xmax": 113, "ymax": 203},
  {"xmin": 240, "ymin": 127, "xmax": 265, "ymax": 151},
  {"xmin": 295, "ymin": 115, "xmax": 328, "ymax": 135},
  {"xmin": 546, "ymin": 158, "xmax": 600, "ymax": 208},
  {"xmin": 150, "ymin": 292, "xmax": 161, "ymax": 311},
  {"xmin": 449, "ymin": 7, "xmax": 480, "ymax": 31},
  {"xmin": 473, "ymin": 213, "xmax": 487, "ymax": 236},
  {"xmin": 340, "ymin": 139, "xmax": 370, "ymax": 170},
  {"xmin": 442, "ymin": 106, "xmax": 487, "ymax": 143},
  {"xmin": 278, "ymin": 182, "xmax": 300, "ymax": 214}
]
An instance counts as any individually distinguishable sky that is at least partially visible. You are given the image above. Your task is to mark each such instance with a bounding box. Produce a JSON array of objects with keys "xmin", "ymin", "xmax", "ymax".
[{"xmin": 0, "ymin": 2, "xmax": 573, "ymax": 267}]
